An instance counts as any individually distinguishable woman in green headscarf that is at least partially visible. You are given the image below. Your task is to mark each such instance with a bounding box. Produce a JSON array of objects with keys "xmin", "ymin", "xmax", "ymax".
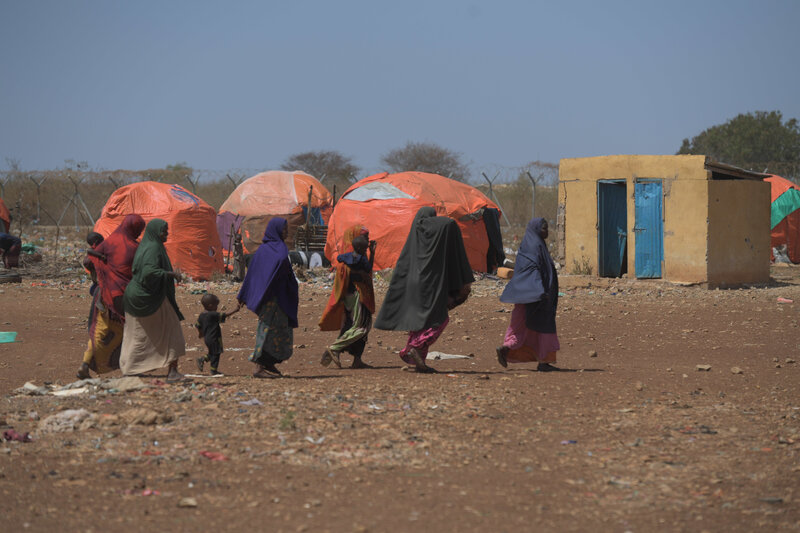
[{"xmin": 119, "ymin": 218, "xmax": 187, "ymax": 382}]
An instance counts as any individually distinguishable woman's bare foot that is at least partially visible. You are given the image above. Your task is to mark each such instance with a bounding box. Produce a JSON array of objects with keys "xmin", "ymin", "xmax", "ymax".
[
  {"xmin": 350, "ymin": 357, "xmax": 372, "ymax": 369},
  {"xmin": 408, "ymin": 348, "xmax": 435, "ymax": 373}
]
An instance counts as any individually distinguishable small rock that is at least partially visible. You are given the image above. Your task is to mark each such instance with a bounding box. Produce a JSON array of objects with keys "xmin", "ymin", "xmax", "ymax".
[
  {"xmin": 634, "ymin": 382, "xmax": 644, "ymax": 391},
  {"xmin": 477, "ymin": 375, "xmax": 489, "ymax": 380},
  {"xmin": 588, "ymin": 350, "xmax": 598, "ymax": 358},
  {"xmin": 731, "ymin": 367, "xmax": 743, "ymax": 375},
  {"xmin": 696, "ymin": 364, "xmax": 712, "ymax": 372},
  {"xmin": 178, "ymin": 497, "xmax": 198, "ymax": 508},
  {"xmin": 785, "ymin": 358, "xmax": 796, "ymax": 364},
  {"xmin": 461, "ymin": 336, "xmax": 471, "ymax": 341}
]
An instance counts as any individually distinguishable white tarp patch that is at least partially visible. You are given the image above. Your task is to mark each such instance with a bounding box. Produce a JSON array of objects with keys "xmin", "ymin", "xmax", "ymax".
[{"xmin": 343, "ymin": 182, "xmax": 416, "ymax": 201}]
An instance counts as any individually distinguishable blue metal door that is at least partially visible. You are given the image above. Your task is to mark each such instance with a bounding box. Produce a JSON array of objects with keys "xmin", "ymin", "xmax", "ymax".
[
  {"xmin": 598, "ymin": 181, "xmax": 627, "ymax": 277},
  {"xmin": 634, "ymin": 180, "xmax": 664, "ymax": 278}
]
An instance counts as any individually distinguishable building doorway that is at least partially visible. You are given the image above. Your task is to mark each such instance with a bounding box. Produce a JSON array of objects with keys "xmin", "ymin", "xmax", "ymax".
[{"xmin": 597, "ymin": 180, "xmax": 628, "ymax": 277}]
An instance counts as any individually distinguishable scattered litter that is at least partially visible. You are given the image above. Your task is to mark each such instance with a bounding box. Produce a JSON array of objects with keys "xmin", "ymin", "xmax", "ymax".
[
  {"xmin": 304, "ymin": 436, "xmax": 325, "ymax": 445},
  {"xmin": 199, "ymin": 450, "xmax": 228, "ymax": 461},
  {"xmin": 560, "ymin": 440, "xmax": 577, "ymax": 445},
  {"xmin": 428, "ymin": 351, "xmax": 473, "ymax": 360},
  {"xmin": 178, "ymin": 497, "xmax": 198, "ymax": 508},
  {"xmin": 0, "ymin": 332, "xmax": 17, "ymax": 343},
  {"xmin": 776, "ymin": 297, "xmax": 793, "ymax": 304},
  {"xmin": 52, "ymin": 387, "xmax": 90, "ymax": 397},
  {"xmin": 239, "ymin": 398, "xmax": 263, "ymax": 406},
  {"xmin": 142, "ymin": 489, "xmax": 160, "ymax": 496},
  {"xmin": 2, "ymin": 429, "xmax": 32, "ymax": 443},
  {"xmin": 38, "ymin": 409, "xmax": 95, "ymax": 433},
  {"xmin": 185, "ymin": 373, "xmax": 226, "ymax": 378}
]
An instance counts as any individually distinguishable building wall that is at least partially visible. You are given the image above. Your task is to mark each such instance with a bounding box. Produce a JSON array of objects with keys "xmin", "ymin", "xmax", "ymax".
[
  {"xmin": 559, "ymin": 155, "xmax": 710, "ymax": 281},
  {"xmin": 661, "ymin": 177, "xmax": 709, "ymax": 283},
  {"xmin": 558, "ymin": 179, "xmax": 598, "ymax": 273},
  {"xmin": 707, "ymin": 180, "xmax": 771, "ymax": 286}
]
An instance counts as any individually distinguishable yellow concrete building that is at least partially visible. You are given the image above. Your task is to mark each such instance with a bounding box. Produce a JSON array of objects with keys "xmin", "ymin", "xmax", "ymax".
[{"xmin": 557, "ymin": 155, "xmax": 770, "ymax": 287}]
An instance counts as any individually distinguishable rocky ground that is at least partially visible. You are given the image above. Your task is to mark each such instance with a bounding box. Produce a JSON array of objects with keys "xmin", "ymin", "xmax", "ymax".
[{"xmin": 1, "ymin": 237, "xmax": 799, "ymax": 532}]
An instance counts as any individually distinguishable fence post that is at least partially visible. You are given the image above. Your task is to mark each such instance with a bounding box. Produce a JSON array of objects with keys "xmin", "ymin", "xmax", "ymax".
[
  {"xmin": 481, "ymin": 172, "xmax": 511, "ymax": 226},
  {"xmin": 526, "ymin": 171, "xmax": 539, "ymax": 220},
  {"xmin": 28, "ymin": 174, "xmax": 48, "ymax": 222}
]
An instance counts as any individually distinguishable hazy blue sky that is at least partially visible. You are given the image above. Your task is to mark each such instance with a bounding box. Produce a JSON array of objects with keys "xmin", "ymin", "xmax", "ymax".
[{"xmin": 2, "ymin": 0, "xmax": 798, "ymax": 181}]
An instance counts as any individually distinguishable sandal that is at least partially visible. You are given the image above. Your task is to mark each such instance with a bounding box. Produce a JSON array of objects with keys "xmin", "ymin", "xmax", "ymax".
[
  {"xmin": 320, "ymin": 349, "xmax": 332, "ymax": 367},
  {"xmin": 166, "ymin": 372, "xmax": 190, "ymax": 383},
  {"xmin": 496, "ymin": 346, "xmax": 508, "ymax": 368},
  {"xmin": 253, "ymin": 368, "xmax": 277, "ymax": 379},
  {"xmin": 263, "ymin": 362, "xmax": 282, "ymax": 376},
  {"xmin": 76, "ymin": 363, "xmax": 91, "ymax": 380}
]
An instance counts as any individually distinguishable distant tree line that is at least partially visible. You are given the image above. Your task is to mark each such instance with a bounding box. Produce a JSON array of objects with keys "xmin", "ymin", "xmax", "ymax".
[{"xmin": 678, "ymin": 110, "xmax": 800, "ymax": 180}]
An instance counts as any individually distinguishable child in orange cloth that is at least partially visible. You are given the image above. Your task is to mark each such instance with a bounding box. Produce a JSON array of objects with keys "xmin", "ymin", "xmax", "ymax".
[{"xmin": 319, "ymin": 225, "xmax": 376, "ymax": 369}]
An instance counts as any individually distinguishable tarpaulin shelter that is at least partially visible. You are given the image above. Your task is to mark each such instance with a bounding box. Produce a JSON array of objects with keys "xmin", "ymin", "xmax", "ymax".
[
  {"xmin": 94, "ymin": 182, "xmax": 223, "ymax": 281},
  {"xmin": 326, "ymin": 171, "xmax": 503, "ymax": 272},
  {"xmin": 766, "ymin": 175, "xmax": 800, "ymax": 263},
  {"xmin": 217, "ymin": 170, "xmax": 333, "ymax": 254},
  {"xmin": 0, "ymin": 197, "xmax": 10, "ymax": 232}
]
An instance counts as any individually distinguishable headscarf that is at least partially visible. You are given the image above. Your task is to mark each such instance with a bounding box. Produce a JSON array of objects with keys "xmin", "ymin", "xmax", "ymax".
[
  {"xmin": 499, "ymin": 217, "xmax": 558, "ymax": 333},
  {"xmin": 237, "ymin": 217, "xmax": 299, "ymax": 327},
  {"xmin": 319, "ymin": 225, "xmax": 374, "ymax": 331},
  {"xmin": 123, "ymin": 218, "xmax": 184, "ymax": 320},
  {"xmin": 374, "ymin": 207, "xmax": 474, "ymax": 331},
  {"xmin": 92, "ymin": 214, "xmax": 145, "ymax": 319}
]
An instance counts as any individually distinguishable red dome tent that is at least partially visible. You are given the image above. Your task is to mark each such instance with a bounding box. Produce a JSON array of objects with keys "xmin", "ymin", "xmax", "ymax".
[
  {"xmin": 766, "ymin": 175, "xmax": 800, "ymax": 263},
  {"xmin": 94, "ymin": 182, "xmax": 224, "ymax": 281},
  {"xmin": 326, "ymin": 172, "xmax": 502, "ymax": 272},
  {"xmin": 217, "ymin": 170, "xmax": 333, "ymax": 254}
]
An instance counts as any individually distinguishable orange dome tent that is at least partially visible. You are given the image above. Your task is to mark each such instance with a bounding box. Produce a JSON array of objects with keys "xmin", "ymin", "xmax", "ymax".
[
  {"xmin": 766, "ymin": 175, "xmax": 800, "ymax": 263},
  {"xmin": 94, "ymin": 182, "xmax": 224, "ymax": 281},
  {"xmin": 326, "ymin": 172, "xmax": 502, "ymax": 272},
  {"xmin": 0, "ymin": 197, "xmax": 10, "ymax": 232},
  {"xmin": 217, "ymin": 170, "xmax": 333, "ymax": 254}
]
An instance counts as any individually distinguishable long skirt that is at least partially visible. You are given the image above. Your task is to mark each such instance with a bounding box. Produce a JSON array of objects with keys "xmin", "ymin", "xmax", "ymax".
[
  {"xmin": 83, "ymin": 308, "xmax": 123, "ymax": 373},
  {"xmin": 119, "ymin": 300, "xmax": 185, "ymax": 376},
  {"xmin": 399, "ymin": 317, "xmax": 449, "ymax": 365},
  {"xmin": 502, "ymin": 304, "xmax": 559, "ymax": 363},
  {"xmin": 328, "ymin": 291, "xmax": 371, "ymax": 356},
  {"xmin": 250, "ymin": 298, "xmax": 293, "ymax": 366}
]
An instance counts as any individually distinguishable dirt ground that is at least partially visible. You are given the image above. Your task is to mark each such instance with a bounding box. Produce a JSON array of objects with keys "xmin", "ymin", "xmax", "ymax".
[{"xmin": 1, "ymin": 255, "xmax": 799, "ymax": 532}]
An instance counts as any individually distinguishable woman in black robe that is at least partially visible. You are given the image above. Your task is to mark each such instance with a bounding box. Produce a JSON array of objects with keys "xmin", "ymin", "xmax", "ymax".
[{"xmin": 374, "ymin": 207, "xmax": 474, "ymax": 373}]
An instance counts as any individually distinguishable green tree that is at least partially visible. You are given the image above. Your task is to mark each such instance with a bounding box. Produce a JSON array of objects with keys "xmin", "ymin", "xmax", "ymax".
[
  {"xmin": 381, "ymin": 141, "xmax": 470, "ymax": 183},
  {"xmin": 677, "ymin": 111, "xmax": 800, "ymax": 179},
  {"xmin": 281, "ymin": 150, "xmax": 361, "ymax": 198}
]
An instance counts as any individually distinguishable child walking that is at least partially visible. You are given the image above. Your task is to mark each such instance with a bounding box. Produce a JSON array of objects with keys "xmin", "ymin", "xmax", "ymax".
[
  {"xmin": 195, "ymin": 293, "xmax": 241, "ymax": 375},
  {"xmin": 319, "ymin": 226, "xmax": 376, "ymax": 369}
]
